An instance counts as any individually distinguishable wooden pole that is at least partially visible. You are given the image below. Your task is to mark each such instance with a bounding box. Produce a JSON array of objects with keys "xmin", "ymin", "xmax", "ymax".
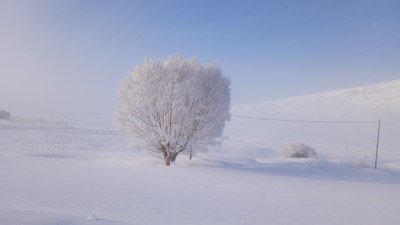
[{"xmin": 374, "ymin": 119, "xmax": 381, "ymax": 169}]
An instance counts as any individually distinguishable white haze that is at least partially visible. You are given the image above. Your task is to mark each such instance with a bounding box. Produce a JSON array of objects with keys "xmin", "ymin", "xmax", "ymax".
[{"xmin": 0, "ymin": 1, "xmax": 125, "ymax": 120}]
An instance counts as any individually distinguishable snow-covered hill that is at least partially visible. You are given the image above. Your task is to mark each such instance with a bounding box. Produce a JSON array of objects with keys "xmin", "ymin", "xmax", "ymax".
[
  {"xmin": 233, "ymin": 79, "xmax": 400, "ymax": 121},
  {"xmin": 226, "ymin": 80, "xmax": 400, "ymax": 165}
]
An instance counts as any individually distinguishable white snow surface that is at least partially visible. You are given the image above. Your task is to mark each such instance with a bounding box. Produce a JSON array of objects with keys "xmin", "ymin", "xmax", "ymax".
[{"xmin": 1, "ymin": 80, "xmax": 400, "ymax": 225}]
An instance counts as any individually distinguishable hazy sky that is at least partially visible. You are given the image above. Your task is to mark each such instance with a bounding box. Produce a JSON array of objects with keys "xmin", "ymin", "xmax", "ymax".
[{"xmin": 1, "ymin": 0, "xmax": 400, "ymax": 115}]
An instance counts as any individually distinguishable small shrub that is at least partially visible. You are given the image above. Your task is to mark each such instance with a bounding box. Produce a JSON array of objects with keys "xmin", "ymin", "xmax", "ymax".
[{"xmin": 280, "ymin": 143, "xmax": 317, "ymax": 158}]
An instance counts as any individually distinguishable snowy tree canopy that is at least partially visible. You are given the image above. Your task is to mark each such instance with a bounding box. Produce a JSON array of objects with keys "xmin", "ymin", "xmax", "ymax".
[{"xmin": 115, "ymin": 55, "xmax": 231, "ymax": 165}]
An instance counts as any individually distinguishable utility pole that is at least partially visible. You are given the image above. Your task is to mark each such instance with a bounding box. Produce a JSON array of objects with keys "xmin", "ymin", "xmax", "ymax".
[{"xmin": 374, "ymin": 120, "xmax": 381, "ymax": 169}]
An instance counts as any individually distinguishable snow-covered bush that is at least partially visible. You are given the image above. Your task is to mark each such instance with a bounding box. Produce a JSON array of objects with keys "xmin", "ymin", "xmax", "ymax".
[
  {"xmin": 115, "ymin": 55, "xmax": 231, "ymax": 166},
  {"xmin": 280, "ymin": 143, "xmax": 317, "ymax": 158}
]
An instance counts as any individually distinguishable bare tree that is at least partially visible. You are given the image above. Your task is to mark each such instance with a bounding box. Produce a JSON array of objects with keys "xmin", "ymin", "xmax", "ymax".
[{"xmin": 115, "ymin": 55, "xmax": 231, "ymax": 165}]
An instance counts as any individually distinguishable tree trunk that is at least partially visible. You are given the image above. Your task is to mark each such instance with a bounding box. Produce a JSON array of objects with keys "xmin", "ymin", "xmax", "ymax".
[
  {"xmin": 171, "ymin": 152, "xmax": 178, "ymax": 162},
  {"xmin": 165, "ymin": 156, "xmax": 171, "ymax": 166},
  {"xmin": 162, "ymin": 149, "xmax": 170, "ymax": 166},
  {"xmin": 163, "ymin": 151, "xmax": 178, "ymax": 166},
  {"xmin": 189, "ymin": 145, "xmax": 193, "ymax": 160}
]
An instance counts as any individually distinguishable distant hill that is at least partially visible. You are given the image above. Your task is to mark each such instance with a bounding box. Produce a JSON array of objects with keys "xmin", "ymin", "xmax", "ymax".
[
  {"xmin": 233, "ymin": 79, "xmax": 400, "ymax": 122},
  {"xmin": 225, "ymin": 80, "xmax": 400, "ymax": 162}
]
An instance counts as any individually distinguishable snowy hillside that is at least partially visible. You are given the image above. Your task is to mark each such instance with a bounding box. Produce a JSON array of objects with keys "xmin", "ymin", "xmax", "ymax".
[
  {"xmin": 233, "ymin": 79, "xmax": 400, "ymax": 121},
  {"xmin": 226, "ymin": 80, "xmax": 400, "ymax": 167}
]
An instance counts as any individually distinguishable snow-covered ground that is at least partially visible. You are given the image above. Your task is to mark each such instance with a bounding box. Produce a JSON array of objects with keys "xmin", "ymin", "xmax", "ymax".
[
  {"xmin": 1, "ymin": 80, "xmax": 400, "ymax": 225},
  {"xmin": 1, "ymin": 152, "xmax": 399, "ymax": 225}
]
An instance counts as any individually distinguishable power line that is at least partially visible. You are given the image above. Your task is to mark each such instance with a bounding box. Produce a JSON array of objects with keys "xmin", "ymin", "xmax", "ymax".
[
  {"xmin": 0, "ymin": 106, "xmax": 393, "ymax": 125},
  {"xmin": 1, "ymin": 107, "xmax": 113, "ymax": 116},
  {"xmin": 231, "ymin": 114, "xmax": 378, "ymax": 124},
  {"xmin": 382, "ymin": 121, "xmax": 400, "ymax": 128}
]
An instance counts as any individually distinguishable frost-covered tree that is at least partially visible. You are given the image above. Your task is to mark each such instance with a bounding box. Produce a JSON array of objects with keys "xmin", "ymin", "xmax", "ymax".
[{"xmin": 115, "ymin": 55, "xmax": 231, "ymax": 165}]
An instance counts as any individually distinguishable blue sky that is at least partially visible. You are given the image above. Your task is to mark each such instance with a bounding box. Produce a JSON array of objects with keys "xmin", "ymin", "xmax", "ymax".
[{"xmin": 1, "ymin": 0, "xmax": 400, "ymax": 115}]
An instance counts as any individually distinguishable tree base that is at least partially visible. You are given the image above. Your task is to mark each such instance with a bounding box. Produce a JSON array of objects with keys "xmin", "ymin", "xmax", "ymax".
[{"xmin": 164, "ymin": 152, "xmax": 178, "ymax": 166}]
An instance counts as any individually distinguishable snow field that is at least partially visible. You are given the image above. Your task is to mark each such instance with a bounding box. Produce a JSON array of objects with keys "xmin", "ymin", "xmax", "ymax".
[{"xmin": 0, "ymin": 153, "xmax": 399, "ymax": 225}]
